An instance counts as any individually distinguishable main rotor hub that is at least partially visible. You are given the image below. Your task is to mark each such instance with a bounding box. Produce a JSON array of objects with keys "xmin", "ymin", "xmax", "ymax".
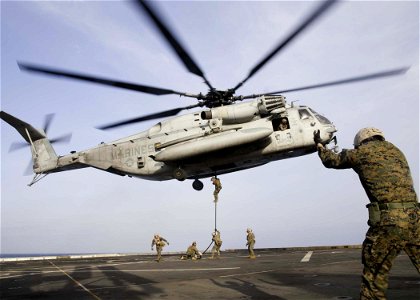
[{"xmin": 205, "ymin": 89, "xmax": 236, "ymax": 107}]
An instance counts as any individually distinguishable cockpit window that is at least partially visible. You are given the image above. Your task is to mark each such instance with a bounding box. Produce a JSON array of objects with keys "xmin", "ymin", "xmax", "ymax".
[
  {"xmin": 298, "ymin": 109, "xmax": 313, "ymax": 120},
  {"xmin": 315, "ymin": 114, "xmax": 331, "ymax": 125},
  {"xmin": 309, "ymin": 108, "xmax": 331, "ymax": 125}
]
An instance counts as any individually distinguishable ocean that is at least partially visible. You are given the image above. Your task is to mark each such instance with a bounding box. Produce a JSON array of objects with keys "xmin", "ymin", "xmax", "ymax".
[{"xmin": 0, "ymin": 253, "xmax": 98, "ymax": 258}]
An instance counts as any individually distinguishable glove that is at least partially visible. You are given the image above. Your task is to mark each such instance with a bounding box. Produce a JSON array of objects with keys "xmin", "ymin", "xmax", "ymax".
[
  {"xmin": 151, "ymin": 247, "xmax": 153, "ymax": 251},
  {"xmin": 313, "ymin": 130, "xmax": 322, "ymax": 144}
]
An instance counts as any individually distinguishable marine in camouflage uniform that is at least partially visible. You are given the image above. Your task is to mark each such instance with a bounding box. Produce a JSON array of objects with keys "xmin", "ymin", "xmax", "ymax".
[
  {"xmin": 210, "ymin": 230, "xmax": 222, "ymax": 259},
  {"xmin": 315, "ymin": 128, "xmax": 419, "ymax": 300},
  {"xmin": 151, "ymin": 234, "xmax": 169, "ymax": 262},
  {"xmin": 211, "ymin": 176, "xmax": 222, "ymax": 202},
  {"xmin": 181, "ymin": 241, "xmax": 202, "ymax": 260},
  {"xmin": 246, "ymin": 228, "xmax": 256, "ymax": 259}
]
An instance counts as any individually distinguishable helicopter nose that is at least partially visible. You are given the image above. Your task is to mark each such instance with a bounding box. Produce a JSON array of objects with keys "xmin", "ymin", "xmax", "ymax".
[
  {"xmin": 323, "ymin": 124, "xmax": 337, "ymax": 143},
  {"xmin": 325, "ymin": 125, "xmax": 337, "ymax": 134},
  {"xmin": 315, "ymin": 124, "xmax": 336, "ymax": 145}
]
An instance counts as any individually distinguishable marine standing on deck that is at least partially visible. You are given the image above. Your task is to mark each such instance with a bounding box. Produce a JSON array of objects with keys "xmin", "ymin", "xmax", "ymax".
[
  {"xmin": 246, "ymin": 228, "xmax": 256, "ymax": 259},
  {"xmin": 211, "ymin": 176, "xmax": 222, "ymax": 202},
  {"xmin": 314, "ymin": 128, "xmax": 419, "ymax": 300},
  {"xmin": 210, "ymin": 230, "xmax": 222, "ymax": 259},
  {"xmin": 151, "ymin": 234, "xmax": 169, "ymax": 262}
]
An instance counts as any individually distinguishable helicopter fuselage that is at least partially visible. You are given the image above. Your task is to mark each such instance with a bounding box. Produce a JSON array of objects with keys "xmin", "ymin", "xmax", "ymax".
[{"xmin": 47, "ymin": 95, "xmax": 336, "ymax": 184}]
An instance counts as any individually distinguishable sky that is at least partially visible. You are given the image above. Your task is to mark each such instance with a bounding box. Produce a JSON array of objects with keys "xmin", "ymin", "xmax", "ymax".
[{"xmin": 1, "ymin": 0, "xmax": 418, "ymax": 255}]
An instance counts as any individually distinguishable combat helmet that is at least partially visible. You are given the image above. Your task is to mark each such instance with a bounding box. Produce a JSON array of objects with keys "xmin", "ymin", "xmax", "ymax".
[{"xmin": 354, "ymin": 127, "xmax": 385, "ymax": 148}]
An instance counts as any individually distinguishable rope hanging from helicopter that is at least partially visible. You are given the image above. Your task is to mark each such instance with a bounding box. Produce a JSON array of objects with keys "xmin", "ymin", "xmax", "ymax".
[{"xmin": 202, "ymin": 176, "xmax": 222, "ymax": 255}]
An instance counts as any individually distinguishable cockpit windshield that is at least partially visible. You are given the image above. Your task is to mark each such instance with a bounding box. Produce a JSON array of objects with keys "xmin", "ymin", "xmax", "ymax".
[
  {"xmin": 309, "ymin": 108, "xmax": 331, "ymax": 125},
  {"xmin": 298, "ymin": 109, "xmax": 313, "ymax": 120}
]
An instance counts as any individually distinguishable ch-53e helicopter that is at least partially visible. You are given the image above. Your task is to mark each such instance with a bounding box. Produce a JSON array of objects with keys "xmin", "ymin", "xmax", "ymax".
[{"xmin": 1, "ymin": 0, "xmax": 408, "ymax": 190}]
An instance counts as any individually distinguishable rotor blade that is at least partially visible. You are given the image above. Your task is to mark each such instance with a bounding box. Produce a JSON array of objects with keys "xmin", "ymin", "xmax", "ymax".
[
  {"xmin": 97, "ymin": 104, "xmax": 200, "ymax": 130},
  {"xmin": 9, "ymin": 141, "xmax": 29, "ymax": 152},
  {"xmin": 232, "ymin": 0, "xmax": 337, "ymax": 92},
  {"xmin": 43, "ymin": 113, "xmax": 54, "ymax": 134},
  {"xmin": 50, "ymin": 133, "xmax": 72, "ymax": 144},
  {"xmin": 9, "ymin": 133, "xmax": 72, "ymax": 152},
  {"xmin": 18, "ymin": 62, "xmax": 187, "ymax": 96},
  {"xmin": 135, "ymin": 0, "xmax": 214, "ymax": 90},
  {"xmin": 262, "ymin": 67, "xmax": 409, "ymax": 95}
]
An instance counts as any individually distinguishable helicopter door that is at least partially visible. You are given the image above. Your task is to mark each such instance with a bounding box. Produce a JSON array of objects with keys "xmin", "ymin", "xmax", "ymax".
[{"xmin": 272, "ymin": 117, "xmax": 290, "ymax": 132}]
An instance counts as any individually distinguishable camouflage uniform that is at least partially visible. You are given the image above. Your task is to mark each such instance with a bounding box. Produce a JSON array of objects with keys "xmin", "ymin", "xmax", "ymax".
[
  {"xmin": 246, "ymin": 228, "xmax": 256, "ymax": 258},
  {"xmin": 151, "ymin": 234, "xmax": 169, "ymax": 262},
  {"xmin": 317, "ymin": 139, "xmax": 419, "ymax": 300},
  {"xmin": 182, "ymin": 242, "xmax": 201, "ymax": 260},
  {"xmin": 211, "ymin": 177, "xmax": 222, "ymax": 202},
  {"xmin": 210, "ymin": 230, "xmax": 222, "ymax": 258}
]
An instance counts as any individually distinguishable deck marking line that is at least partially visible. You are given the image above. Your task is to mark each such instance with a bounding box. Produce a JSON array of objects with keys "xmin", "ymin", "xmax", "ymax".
[
  {"xmin": 97, "ymin": 267, "xmax": 241, "ymax": 272},
  {"xmin": 321, "ymin": 259, "xmax": 359, "ymax": 266},
  {"xmin": 0, "ymin": 267, "xmax": 240, "ymax": 279},
  {"xmin": 301, "ymin": 251, "xmax": 313, "ymax": 262},
  {"xmin": 48, "ymin": 260, "xmax": 101, "ymax": 300},
  {"xmin": 219, "ymin": 269, "xmax": 277, "ymax": 278}
]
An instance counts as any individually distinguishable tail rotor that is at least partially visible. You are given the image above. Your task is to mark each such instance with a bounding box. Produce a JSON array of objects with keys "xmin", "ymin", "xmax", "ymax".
[
  {"xmin": 2, "ymin": 112, "xmax": 72, "ymax": 176},
  {"xmin": 8, "ymin": 113, "xmax": 72, "ymax": 153}
]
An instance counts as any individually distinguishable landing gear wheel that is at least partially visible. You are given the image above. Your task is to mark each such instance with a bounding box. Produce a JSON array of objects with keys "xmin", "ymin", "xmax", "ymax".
[
  {"xmin": 173, "ymin": 168, "xmax": 186, "ymax": 181},
  {"xmin": 192, "ymin": 179, "xmax": 204, "ymax": 191}
]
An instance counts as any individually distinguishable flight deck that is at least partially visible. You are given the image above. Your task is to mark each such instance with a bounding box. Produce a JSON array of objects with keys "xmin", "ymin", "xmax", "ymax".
[{"xmin": 1, "ymin": 247, "xmax": 418, "ymax": 300}]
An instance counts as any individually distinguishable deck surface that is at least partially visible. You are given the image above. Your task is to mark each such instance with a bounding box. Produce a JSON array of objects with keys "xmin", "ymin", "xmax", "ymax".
[{"xmin": 1, "ymin": 248, "xmax": 419, "ymax": 299}]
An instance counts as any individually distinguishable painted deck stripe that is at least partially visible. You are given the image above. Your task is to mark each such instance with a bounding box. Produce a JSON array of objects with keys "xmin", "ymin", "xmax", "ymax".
[
  {"xmin": 48, "ymin": 261, "xmax": 101, "ymax": 300},
  {"xmin": 0, "ymin": 267, "xmax": 241, "ymax": 279},
  {"xmin": 220, "ymin": 269, "xmax": 277, "ymax": 278},
  {"xmin": 301, "ymin": 251, "xmax": 313, "ymax": 262}
]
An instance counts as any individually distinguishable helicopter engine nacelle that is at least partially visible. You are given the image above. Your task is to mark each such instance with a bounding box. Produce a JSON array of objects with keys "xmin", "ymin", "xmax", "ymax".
[
  {"xmin": 201, "ymin": 104, "xmax": 257, "ymax": 124},
  {"xmin": 201, "ymin": 95, "xmax": 285, "ymax": 124}
]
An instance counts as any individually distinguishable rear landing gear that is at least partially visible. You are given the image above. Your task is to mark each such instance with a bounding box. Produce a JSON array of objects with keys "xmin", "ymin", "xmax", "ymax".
[{"xmin": 192, "ymin": 179, "xmax": 204, "ymax": 191}]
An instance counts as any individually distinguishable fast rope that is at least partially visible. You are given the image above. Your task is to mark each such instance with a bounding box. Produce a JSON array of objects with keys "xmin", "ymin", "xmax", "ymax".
[
  {"xmin": 202, "ymin": 201, "xmax": 217, "ymax": 254},
  {"xmin": 202, "ymin": 177, "xmax": 221, "ymax": 254}
]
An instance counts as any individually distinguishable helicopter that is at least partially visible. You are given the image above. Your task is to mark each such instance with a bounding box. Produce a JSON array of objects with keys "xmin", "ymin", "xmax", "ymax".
[{"xmin": 1, "ymin": 0, "xmax": 409, "ymax": 191}]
